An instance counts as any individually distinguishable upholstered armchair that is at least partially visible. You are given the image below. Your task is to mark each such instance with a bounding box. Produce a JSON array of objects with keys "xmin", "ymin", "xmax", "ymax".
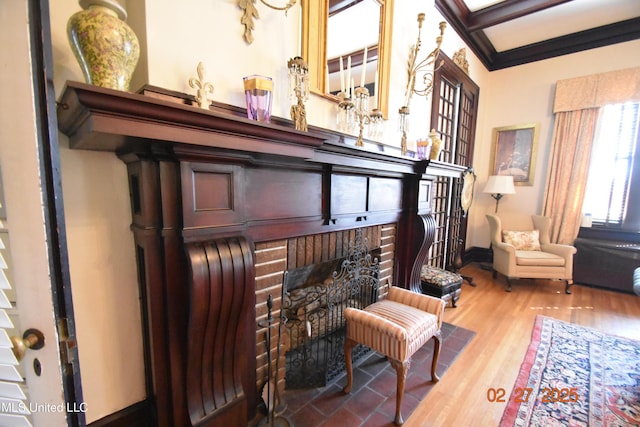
[{"xmin": 486, "ymin": 213, "xmax": 577, "ymax": 293}]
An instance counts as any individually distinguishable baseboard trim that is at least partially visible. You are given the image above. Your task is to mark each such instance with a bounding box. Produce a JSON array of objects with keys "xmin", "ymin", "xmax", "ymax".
[{"xmin": 88, "ymin": 399, "xmax": 154, "ymax": 427}]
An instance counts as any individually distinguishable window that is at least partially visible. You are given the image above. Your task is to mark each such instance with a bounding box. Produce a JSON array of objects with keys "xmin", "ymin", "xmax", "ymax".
[{"xmin": 582, "ymin": 102, "xmax": 640, "ymax": 230}]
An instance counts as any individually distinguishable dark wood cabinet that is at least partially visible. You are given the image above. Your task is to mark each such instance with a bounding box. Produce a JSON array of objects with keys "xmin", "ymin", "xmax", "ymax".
[{"xmin": 57, "ymin": 82, "xmax": 465, "ymax": 426}]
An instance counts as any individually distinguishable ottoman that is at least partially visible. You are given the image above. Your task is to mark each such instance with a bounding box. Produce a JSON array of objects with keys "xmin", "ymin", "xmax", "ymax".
[{"xmin": 420, "ymin": 265, "xmax": 463, "ymax": 308}]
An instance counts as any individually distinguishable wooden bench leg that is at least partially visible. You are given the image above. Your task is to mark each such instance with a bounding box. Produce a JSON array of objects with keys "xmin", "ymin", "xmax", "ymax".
[
  {"xmin": 343, "ymin": 338, "xmax": 356, "ymax": 394},
  {"xmin": 389, "ymin": 358, "xmax": 409, "ymax": 426}
]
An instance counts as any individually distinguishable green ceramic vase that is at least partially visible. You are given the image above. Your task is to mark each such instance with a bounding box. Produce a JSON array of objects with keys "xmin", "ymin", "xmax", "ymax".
[{"xmin": 67, "ymin": 0, "xmax": 140, "ymax": 91}]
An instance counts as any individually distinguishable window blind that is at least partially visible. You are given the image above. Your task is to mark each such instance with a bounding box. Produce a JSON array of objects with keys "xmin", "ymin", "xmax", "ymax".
[
  {"xmin": 583, "ymin": 102, "xmax": 639, "ymax": 226},
  {"xmin": 0, "ymin": 227, "xmax": 32, "ymax": 426}
]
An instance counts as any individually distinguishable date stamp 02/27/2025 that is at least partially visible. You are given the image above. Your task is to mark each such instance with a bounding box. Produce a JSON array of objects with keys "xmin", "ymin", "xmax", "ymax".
[{"xmin": 487, "ymin": 387, "xmax": 580, "ymax": 404}]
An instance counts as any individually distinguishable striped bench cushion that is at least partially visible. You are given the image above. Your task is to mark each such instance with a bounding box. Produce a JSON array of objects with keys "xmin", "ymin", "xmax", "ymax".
[{"xmin": 345, "ymin": 301, "xmax": 439, "ymax": 361}]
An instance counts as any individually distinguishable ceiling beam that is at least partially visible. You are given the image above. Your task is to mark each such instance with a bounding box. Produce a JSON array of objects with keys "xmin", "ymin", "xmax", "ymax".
[
  {"xmin": 491, "ymin": 17, "xmax": 640, "ymax": 70},
  {"xmin": 435, "ymin": 0, "xmax": 640, "ymax": 71},
  {"xmin": 467, "ymin": 0, "xmax": 573, "ymax": 32}
]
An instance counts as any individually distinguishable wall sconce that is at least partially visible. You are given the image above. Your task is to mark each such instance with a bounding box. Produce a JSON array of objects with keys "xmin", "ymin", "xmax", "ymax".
[
  {"xmin": 238, "ymin": 0, "xmax": 297, "ymax": 44},
  {"xmin": 398, "ymin": 106, "xmax": 410, "ymax": 154},
  {"xmin": 398, "ymin": 14, "xmax": 446, "ymax": 155},
  {"xmin": 288, "ymin": 56, "xmax": 309, "ymax": 132},
  {"xmin": 483, "ymin": 175, "xmax": 515, "ymax": 213}
]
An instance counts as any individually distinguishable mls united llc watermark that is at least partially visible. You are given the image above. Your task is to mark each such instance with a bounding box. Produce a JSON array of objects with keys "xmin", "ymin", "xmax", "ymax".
[{"xmin": 1, "ymin": 401, "xmax": 88, "ymax": 414}]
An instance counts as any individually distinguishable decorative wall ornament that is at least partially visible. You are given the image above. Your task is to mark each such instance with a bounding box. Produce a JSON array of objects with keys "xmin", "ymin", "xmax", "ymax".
[
  {"xmin": 453, "ymin": 48, "xmax": 470, "ymax": 75},
  {"xmin": 398, "ymin": 14, "xmax": 446, "ymax": 155},
  {"xmin": 188, "ymin": 62, "xmax": 215, "ymax": 109},
  {"xmin": 239, "ymin": 0, "xmax": 297, "ymax": 44}
]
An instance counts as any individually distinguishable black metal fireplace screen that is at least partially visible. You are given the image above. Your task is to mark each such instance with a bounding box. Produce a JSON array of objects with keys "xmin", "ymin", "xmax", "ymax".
[{"xmin": 282, "ymin": 230, "xmax": 380, "ymax": 389}]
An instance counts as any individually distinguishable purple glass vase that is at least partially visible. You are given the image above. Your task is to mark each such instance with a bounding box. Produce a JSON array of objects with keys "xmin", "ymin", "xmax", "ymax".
[{"xmin": 243, "ymin": 75, "xmax": 273, "ymax": 122}]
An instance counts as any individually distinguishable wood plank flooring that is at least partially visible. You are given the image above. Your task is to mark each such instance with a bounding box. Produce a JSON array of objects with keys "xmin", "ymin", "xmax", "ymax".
[{"xmin": 404, "ymin": 263, "xmax": 640, "ymax": 427}]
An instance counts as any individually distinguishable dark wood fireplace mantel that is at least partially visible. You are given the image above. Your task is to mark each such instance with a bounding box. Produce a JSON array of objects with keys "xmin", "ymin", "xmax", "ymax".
[{"xmin": 57, "ymin": 81, "xmax": 465, "ymax": 427}]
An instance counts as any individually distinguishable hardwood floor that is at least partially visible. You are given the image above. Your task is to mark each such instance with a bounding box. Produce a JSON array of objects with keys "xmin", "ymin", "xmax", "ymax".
[{"xmin": 404, "ymin": 263, "xmax": 640, "ymax": 427}]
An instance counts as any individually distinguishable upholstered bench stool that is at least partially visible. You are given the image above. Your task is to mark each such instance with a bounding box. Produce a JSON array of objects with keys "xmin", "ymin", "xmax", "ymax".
[
  {"xmin": 343, "ymin": 287, "xmax": 445, "ymax": 425},
  {"xmin": 420, "ymin": 265, "xmax": 463, "ymax": 308}
]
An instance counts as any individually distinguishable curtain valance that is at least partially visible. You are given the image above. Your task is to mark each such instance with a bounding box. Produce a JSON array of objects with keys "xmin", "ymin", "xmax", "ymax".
[{"xmin": 553, "ymin": 67, "xmax": 640, "ymax": 113}]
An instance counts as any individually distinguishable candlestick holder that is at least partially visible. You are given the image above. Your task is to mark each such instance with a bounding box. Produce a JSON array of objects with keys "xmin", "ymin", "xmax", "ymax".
[
  {"xmin": 354, "ymin": 86, "xmax": 372, "ymax": 147},
  {"xmin": 288, "ymin": 56, "xmax": 309, "ymax": 132},
  {"xmin": 337, "ymin": 92, "xmax": 355, "ymax": 133},
  {"xmin": 368, "ymin": 108, "xmax": 384, "ymax": 139}
]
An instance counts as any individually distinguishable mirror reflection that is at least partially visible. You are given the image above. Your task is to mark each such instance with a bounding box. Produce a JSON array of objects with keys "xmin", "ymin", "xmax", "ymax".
[
  {"xmin": 326, "ymin": 0, "xmax": 381, "ymax": 109},
  {"xmin": 301, "ymin": 0, "xmax": 392, "ymax": 118}
]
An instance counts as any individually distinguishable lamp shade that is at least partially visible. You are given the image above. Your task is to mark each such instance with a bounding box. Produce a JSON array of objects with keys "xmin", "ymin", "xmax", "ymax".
[{"xmin": 483, "ymin": 175, "xmax": 515, "ymax": 194}]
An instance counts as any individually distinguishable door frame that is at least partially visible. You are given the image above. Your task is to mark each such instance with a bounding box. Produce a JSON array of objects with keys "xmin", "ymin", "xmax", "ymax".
[{"xmin": 27, "ymin": 0, "xmax": 84, "ymax": 424}]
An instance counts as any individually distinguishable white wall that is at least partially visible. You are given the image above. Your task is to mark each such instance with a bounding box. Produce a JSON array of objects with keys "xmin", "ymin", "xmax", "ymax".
[
  {"xmin": 47, "ymin": 0, "xmax": 640, "ymax": 421},
  {"xmin": 466, "ymin": 39, "xmax": 640, "ymax": 249},
  {"xmin": 50, "ymin": 2, "xmax": 145, "ymax": 423}
]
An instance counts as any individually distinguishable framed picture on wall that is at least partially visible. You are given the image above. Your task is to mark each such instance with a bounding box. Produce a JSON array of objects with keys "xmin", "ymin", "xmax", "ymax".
[{"xmin": 490, "ymin": 123, "xmax": 539, "ymax": 186}]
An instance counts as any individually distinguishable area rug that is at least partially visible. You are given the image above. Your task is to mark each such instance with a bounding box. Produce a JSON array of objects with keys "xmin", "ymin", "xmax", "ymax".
[
  {"xmin": 280, "ymin": 322, "xmax": 475, "ymax": 427},
  {"xmin": 500, "ymin": 315, "xmax": 640, "ymax": 427}
]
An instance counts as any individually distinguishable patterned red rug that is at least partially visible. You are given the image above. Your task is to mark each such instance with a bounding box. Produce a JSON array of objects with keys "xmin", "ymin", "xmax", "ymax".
[{"xmin": 500, "ymin": 315, "xmax": 640, "ymax": 427}]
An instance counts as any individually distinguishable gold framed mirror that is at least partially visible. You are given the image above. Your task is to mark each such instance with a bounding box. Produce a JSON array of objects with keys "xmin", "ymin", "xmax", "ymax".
[{"xmin": 301, "ymin": 0, "xmax": 393, "ymax": 119}]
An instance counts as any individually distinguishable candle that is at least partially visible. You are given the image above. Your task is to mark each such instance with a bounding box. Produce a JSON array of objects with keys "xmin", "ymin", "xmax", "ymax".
[
  {"xmin": 326, "ymin": 67, "xmax": 330, "ymax": 94},
  {"xmin": 339, "ymin": 56, "xmax": 345, "ymax": 94},
  {"xmin": 360, "ymin": 47, "xmax": 368, "ymax": 88},
  {"xmin": 374, "ymin": 70, "xmax": 378, "ymax": 97},
  {"xmin": 346, "ymin": 56, "xmax": 351, "ymax": 98},
  {"xmin": 351, "ymin": 77, "xmax": 355, "ymax": 101}
]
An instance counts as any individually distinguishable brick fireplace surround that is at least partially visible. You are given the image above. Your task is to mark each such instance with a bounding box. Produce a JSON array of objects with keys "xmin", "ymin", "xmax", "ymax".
[
  {"xmin": 57, "ymin": 82, "xmax": 465, "ymax": 427},
  {"xmin": 254, "ymin": 225, "xmax": 396, "ymax": 394}
]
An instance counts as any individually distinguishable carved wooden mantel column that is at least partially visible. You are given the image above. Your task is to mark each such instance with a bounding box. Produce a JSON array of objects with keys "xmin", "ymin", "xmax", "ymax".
[{"xmin": 57, "ymin": 82, "xmax": 465, "ymax": 426}]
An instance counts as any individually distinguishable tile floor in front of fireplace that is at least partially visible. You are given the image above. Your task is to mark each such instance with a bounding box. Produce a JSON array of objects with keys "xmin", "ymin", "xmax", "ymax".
[{"xmin": 272, "ymin": 323, "xmax": 474, "ymax": 427}]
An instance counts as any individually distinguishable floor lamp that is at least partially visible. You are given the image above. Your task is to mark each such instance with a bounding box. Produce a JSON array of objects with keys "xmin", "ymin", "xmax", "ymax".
[
  {"xmin": 483, "ymin": 175, "xmax": 515, "ymax": 213},
  {"xmin": 482, "ymin": 175, "xmax": 515, "ymax": 271}
]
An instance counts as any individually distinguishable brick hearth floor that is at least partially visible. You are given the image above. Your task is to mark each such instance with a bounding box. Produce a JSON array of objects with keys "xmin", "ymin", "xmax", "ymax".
[{"xmin": 276, "ymin": 322, "xmax": 475, "ymax": 427}]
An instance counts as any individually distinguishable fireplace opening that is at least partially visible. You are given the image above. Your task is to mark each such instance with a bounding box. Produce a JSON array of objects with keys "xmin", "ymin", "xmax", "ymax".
[{"xmin": 282, "ymin": 231, "xmax": 381, "ymax": 389}]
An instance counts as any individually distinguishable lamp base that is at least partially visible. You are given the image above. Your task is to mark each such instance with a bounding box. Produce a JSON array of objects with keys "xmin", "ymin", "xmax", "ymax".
[{"xmin": 491, "ymin": 193, "xmax": 504, "ymax": 213}]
